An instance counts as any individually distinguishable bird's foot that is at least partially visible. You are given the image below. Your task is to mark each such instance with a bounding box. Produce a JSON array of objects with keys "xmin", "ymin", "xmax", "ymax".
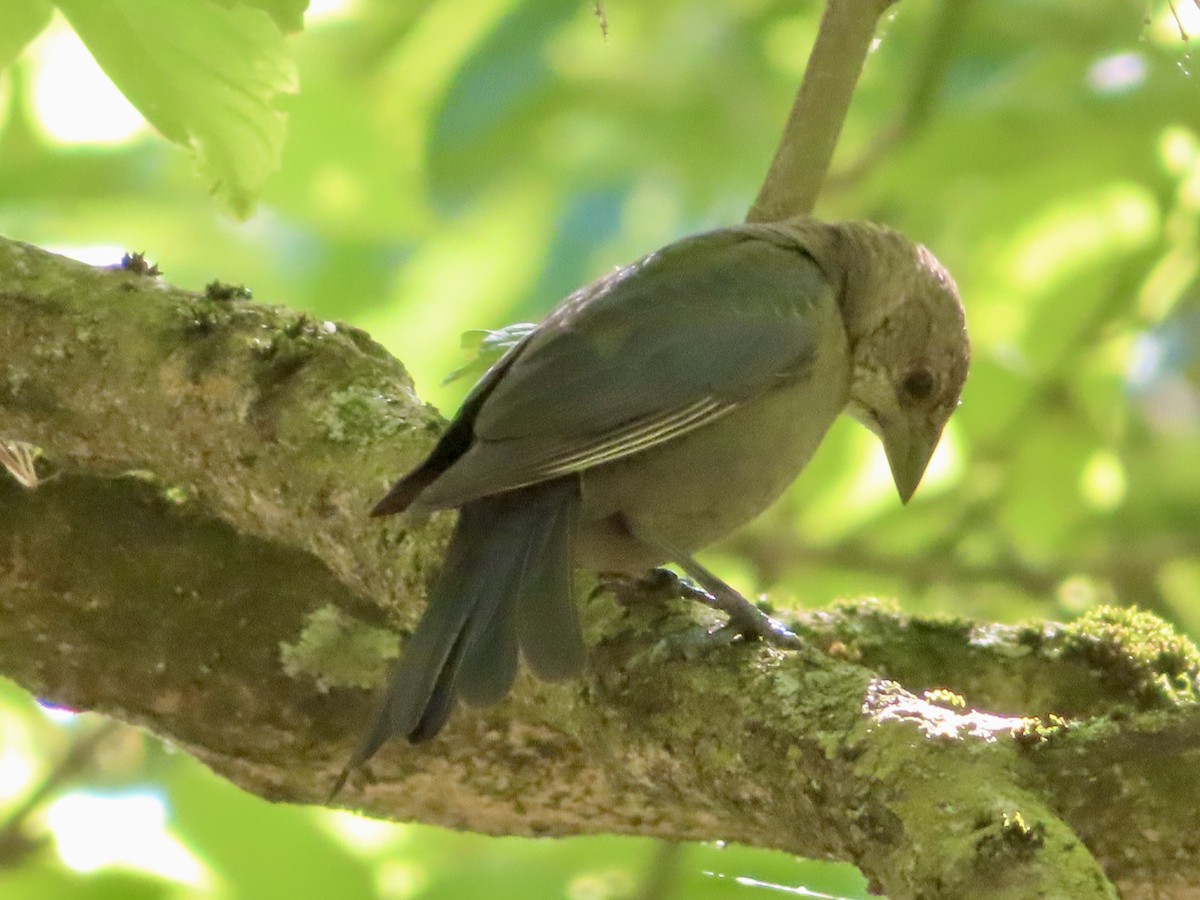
[
  {"xmin": 600, "ymin": 567, "xmax": 802, "ymax": 651},
  {"xmin": 669, "ymin": 573, "xmax": 804, "ymax": 650}
]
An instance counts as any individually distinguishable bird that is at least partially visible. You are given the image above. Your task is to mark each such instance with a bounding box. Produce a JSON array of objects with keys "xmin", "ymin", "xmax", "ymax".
[{"xmin": 342, "ymin": 216, "xmax": 969, "ymax": 781}]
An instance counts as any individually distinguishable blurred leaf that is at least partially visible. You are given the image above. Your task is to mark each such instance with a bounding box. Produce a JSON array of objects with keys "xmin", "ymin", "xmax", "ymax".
[
  {"xmin": 0, "ymin": 0, "xmax": 51, "ymax": 71},
  {"xmin": 55, "ymin": 0, "xmax": 298, "ymax": 218},
  {"xmin": 264, "ymin": 76, "xmax": 428, "ymax": 239},
  {"xmin": 0, "ymin": 867, "xmax": 171, "ymax": 900},
  {"xmin": 428, "ymin": 0, "xmax": 578, "ymax": 207},
  {"xmin": 1001, "ymin": 415, "xmax": 1096, "ymax": 557},
  {"xmin": 208, "ymin": 0, "xmax": 309, "ymax": 34},
  {"xmin": 164, "ymin": 757, "xmax": 376, "ymax": 899}
]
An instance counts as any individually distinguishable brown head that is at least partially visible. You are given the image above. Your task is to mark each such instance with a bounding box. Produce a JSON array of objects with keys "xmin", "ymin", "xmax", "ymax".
[{"xmin": 833, "ymin": 225, "xmax": 970, "ymax": 503}]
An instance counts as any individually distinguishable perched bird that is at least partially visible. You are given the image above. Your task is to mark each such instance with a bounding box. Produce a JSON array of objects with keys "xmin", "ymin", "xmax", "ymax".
[{"xmin": 348, "ymin": 216, "xmax": 969, "ymax": 775}]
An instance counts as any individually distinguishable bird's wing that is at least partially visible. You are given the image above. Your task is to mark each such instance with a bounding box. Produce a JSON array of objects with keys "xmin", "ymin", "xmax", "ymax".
[{"xmin": 417, "ymin": 226, "xmax": 838, "ymax": 508}]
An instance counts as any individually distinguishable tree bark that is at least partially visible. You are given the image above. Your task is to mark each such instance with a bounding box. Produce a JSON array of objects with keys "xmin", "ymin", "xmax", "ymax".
[{"xmin": 4, "ymin": 236, "xmax": 1200, "ymax": 898}]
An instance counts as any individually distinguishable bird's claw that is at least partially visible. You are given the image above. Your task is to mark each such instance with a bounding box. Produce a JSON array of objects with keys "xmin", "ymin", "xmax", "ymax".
[
  {"xmin": 699, "ymin": 590, "xmax": 804, "ymax": 650},
  {"xmin": 600, "ymin": 567, "xmax": 803, "ymax": 650}
]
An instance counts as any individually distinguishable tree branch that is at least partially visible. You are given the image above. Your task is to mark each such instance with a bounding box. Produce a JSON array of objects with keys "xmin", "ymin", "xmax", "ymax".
[
  {"xmin": 4, "ymin": 235, "xmax": 1200, "ymax": 896},
  {"xmin": 746, "ymin": 0, "xmax": 899, "ymax": 222},
  {"xmin": 824, "ymin": 0, "xmax": 976, "ymax": 194},
  {"xmin": 0, "ymin": 718, "xmax": 122, "ymax": 866}
]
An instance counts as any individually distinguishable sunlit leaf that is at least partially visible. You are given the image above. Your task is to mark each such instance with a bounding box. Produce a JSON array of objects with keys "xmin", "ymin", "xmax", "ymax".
[
  {"xmin": 208, "ymin": 0, "xmax": 309, "ymax": 34},
  {"xmin": 55, "ymin": 0, "xmax": 299, "ymax": 217},
  {"xmin": 0, "ymin": 0, "xmax": 52, "ymax": 71}
]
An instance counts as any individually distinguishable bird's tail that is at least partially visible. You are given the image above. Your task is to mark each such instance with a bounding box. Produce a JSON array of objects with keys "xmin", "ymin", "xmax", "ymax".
[{"xmin": 349, "ymin": 477, "xmax": 585, "ymax": 769}]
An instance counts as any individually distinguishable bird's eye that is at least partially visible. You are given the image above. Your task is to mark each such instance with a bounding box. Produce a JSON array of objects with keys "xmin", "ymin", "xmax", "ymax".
[{"xmin": 901, "ymin": 368, "xmax": 935, "ymax": 401}]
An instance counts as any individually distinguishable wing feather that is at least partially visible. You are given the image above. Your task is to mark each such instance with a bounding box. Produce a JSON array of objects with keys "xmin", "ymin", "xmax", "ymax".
[{"xmin": 416, "ymin": 226, "xmax": 836, "ymax": 509}]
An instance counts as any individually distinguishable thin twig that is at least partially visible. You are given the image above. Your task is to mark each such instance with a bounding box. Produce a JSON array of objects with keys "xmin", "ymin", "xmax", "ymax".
[
  {"xmin": 634, "ymin": 842, "xmax": 687, "ymax": 900},
  {"xmin": 0, "ymin": 718, "xmax": 124, "ymax": 853},
  {"xmin": 826, "ymin": 0, "xmax": 977, "ymax": 192},
  {"xmin": 593, "ymin": 0, "xmax": 608, "ymax": 40},
  {"xmin": 747, "ymin": 0, "xmax": 900, "ymax": 223}
]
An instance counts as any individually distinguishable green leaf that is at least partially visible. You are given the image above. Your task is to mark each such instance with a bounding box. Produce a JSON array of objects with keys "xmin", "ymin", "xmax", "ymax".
[
  {"xmin": 165, "ymin": 756, "xmax": 376, "ymax": 899},
  {"xmin": 207, "ymin": 0, "xmax": 308, "ymax": 34},
  {"xmin": 0, "ymin": 0, "xmax": 52, "ymax": 71},
  {"xmin": 55, "ymin": 0, "xmax": 299, "ymax": 218}
]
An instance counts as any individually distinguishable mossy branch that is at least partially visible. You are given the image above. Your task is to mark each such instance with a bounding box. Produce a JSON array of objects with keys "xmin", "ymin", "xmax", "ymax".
[{"xmin": 4, "ymin": 236, "xmax": 1200, "ymax": 897}]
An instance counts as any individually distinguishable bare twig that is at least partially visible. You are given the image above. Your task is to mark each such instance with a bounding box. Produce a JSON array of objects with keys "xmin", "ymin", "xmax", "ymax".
[
  {"xmin": 747, "ymin": 0, "xmax": 900, "ymax": 223},
  {"xmin": 0, "ymin": 718, "xmax": 124, "ymax": 862},
  {"xmin": 593, "ymin": 0, "xmax": 608, "ymax": 40},
  {"xmin": 826, "ymin": 0, "xmax": 977, "ymax": 192},
  {"xmin": 634, "ymin": 842, "xmax": 687, "ymax": 900}
]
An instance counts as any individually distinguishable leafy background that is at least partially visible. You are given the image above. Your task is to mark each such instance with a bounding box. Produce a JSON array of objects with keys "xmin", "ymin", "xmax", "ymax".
[{"xmin": 1, "ymin": 0, "xmax": 1198, "ymax": 897}]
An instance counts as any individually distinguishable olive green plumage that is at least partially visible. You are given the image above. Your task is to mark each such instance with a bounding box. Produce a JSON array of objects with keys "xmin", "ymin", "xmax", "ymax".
[{"xmin": 352, "ymin": 216, "xmax": 970, "ymax": 768}]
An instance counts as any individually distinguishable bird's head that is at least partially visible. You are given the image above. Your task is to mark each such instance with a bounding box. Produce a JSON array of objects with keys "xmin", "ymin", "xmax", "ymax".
[{"xmin": 842, "ymin": 237, "xmax": 970, "ymax": 504}]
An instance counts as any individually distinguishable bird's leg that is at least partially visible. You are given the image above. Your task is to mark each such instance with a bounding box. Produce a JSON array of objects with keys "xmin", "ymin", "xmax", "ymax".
[
  {"xmin": 594, "ymin": 567, "xmax": 683, "ymax": 605},
  {"xmin": 618, "ymin": 518, "xmax": 803, "ymax": 650},
  {"xmin": 669, "ymin": 555, "xmax": 804, "ymax": 650}
]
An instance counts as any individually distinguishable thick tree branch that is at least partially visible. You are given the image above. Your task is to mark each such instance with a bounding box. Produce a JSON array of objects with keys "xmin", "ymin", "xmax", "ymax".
[{"xmin": 4, "ymin": 236, "xmax": 1200, "ymax": 897}]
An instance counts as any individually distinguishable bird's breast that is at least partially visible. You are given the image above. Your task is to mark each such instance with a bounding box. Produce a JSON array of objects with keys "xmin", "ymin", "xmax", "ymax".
[{"xmin": 576, "ymin": 338, "xmax": 851, "ymax": 574}]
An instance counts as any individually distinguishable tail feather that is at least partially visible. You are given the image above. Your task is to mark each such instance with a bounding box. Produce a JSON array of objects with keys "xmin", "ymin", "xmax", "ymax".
[
  {"xmin": 407, "ymin": 628, "xmax": 469, "ymax": 743},
  {"xmin": 348, "ymin": 477, "xmax": 581, "ymax": 768},
  {"xmin": 457, "ymin": 586, "xmax": 520, "ymax": 706},
  {"xmin": 517, "ymin": 490, "xmax": 585, "ymax": 681}
]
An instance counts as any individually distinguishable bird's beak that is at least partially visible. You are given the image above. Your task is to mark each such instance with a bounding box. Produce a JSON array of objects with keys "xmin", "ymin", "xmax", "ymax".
[{"xmin": 883, "ymin": 419, "xmax": 942, "ymax": 505}]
